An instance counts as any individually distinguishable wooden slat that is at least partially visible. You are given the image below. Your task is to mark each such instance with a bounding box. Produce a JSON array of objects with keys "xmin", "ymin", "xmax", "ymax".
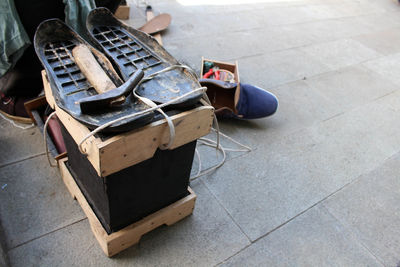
[
  {"xmin": 23, "ymin": 95, "xmax": 47, "ymax": 124},
  {"xmin": 58, "ymin": 158, "xmax": 196, "ymax": 257},
  {"xmin": 114, "ymin": 5, "xmax": 130, "ymax": 20},
  {"xmin": 41, "ymin": 70, "xmax": 56, "ymax": 109},
  {"xmin": 98, "ymin": 105, "xmax": 214, "ymax": 176},
  {"xmin": 146, "ymin": 7, "xmax": 163, "ymax": 45}
]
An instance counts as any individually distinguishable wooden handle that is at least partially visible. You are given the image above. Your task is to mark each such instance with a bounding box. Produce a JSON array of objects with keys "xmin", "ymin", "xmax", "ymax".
[
  {"xmin": 72, "ymin": 44, "xmax": 125, "ymax": 105},
  {"xmin": 146, "ymin": 6, "xmax": 163, "ymax": 45},
  {"xmin": 72, "ymin": 44, "xmax": 115, "ymax": 94}
]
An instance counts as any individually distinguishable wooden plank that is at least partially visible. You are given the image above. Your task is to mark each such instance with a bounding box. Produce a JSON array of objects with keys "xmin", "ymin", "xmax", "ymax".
[
  {"xmin": 55, "ymin": 101, "xmax": 213, "ymax": 176},
  {"xmin": 23, "ymin": 95, "xmax": 47, "ymax": 124},
  {"xmin": 98, "ymin": 105, "xmax": 214, "ymax": 176},
  {"xmin": 41, "ymin": 70, "xmax": 56, "ymax": 109},
  {"xmin": 58, "ymin": 158, "xmax": 196, "ymax": 257},
  {"xmin": 55, "ymin": 106, "xmax": 102, "ymax": 173},
  {"xmin": 114, "ymin": 5, "xmax": 130, "ymax": 20},
  {"xmin": 146, "ymin": 7, "xmax": 163, "ymax": 45}
]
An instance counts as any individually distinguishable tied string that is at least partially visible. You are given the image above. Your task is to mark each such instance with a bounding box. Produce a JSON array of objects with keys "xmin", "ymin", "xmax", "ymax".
[
  {"xmin": 43, "ymin": 111, "xmax": 58, "ymax": 167},
  {"xmin": 78, "ymin": 64, "xmax": 205, "ymax": 154}
]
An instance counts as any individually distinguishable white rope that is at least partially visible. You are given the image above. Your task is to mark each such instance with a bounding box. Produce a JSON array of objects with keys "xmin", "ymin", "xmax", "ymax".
[
  {"xmin": 191, "ymin": 137, "xmax": 226, "ymax": 181},
  {"xmin": 78, "ymin": 64, "xmax": 205, "ymax": 154},
  {"xmin": 78, "ymin": 86, "xmax": 207, "ymax": 154},
  {"xmin": 0, "ymin": 112, "xmax": 35, "ymax": 130},
  {"xmin": 43, "ymin": 111, "xmax": 58, "ymax": 167},
  {"xmin": 211, "ymin": 128, "xmax": 252, "ymax": 152},
  {"xmin": 136, "ymin": 95, "xmax": 175, "ymax": 150},
  {"xmin": 190, "ymin": 127, "xmax": 252, "ymax": 181}
]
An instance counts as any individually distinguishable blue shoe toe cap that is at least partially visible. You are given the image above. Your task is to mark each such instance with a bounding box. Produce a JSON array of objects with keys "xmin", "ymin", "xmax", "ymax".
[{"xmin": 236, "ymin": 83, "xmax": 278, "ymax": 119}]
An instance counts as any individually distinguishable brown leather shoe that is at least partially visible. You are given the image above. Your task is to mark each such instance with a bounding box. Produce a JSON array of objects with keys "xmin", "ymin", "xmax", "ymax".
[{"xmin": 0, "ymin": 94, "xmax": 33, "ymax": 124}]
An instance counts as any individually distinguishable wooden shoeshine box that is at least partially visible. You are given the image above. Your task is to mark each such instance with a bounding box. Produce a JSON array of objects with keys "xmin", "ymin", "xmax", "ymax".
[
  {"xmin": 42, "ymin": 70, "xmax": 214, "ymax": 232},
  {"xmin": 42, "ymin": 71, "xmax": 214, "ymax": 177}
]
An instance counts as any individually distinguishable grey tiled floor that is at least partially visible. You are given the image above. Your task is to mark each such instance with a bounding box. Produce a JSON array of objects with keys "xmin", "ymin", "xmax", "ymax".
[{"xmin": 2, "ymin": 0, "xmax": 400, "ymax": 266}]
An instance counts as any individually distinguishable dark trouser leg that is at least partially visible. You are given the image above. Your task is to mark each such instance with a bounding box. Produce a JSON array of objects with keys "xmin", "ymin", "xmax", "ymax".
[{"xmin": 2, "ymin": 0, "xmax": 65, "ymax": 97}]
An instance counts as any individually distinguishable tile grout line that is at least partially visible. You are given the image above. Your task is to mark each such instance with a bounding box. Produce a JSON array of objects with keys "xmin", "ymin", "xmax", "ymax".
[
  {"xmin": 168, "ymin": 8, "xmax": 400, "ymax": 43},
  {"xmin": 214, "ymin": 151, "xmax": 400, "ymax": 265},
  {"xmin": 321, "ymin": 205, "xmax": 386, "ymax": 266},
  {"xmin": 7, "ymin": 218, "xmax": 87, "ymax": 252},
  {"xmin": 0, "ymin": 153, "xmax": 46, "ymax": 169},
  {"xmin": 166, "ymin": 15, "xmax": 400, "ymax": 62},
  {"xmin": 219, "ymin": 51, "xmax": 387, "ymax": 95},
  {"xmin": 213, "ymin": 179, "xmax": 364, "ymax": 265},
  {"xmin": 319, "ymin": 151, "xmax": 400, "ymax": 267},
  {"xmin": 198, "ymin": 179, "xmax": 252, "ymax": 244}
]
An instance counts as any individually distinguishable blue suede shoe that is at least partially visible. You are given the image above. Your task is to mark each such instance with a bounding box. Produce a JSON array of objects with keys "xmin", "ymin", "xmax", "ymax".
[{"xmin": 199, "ymin": 79, "xmax": 278, "ymax": 119}]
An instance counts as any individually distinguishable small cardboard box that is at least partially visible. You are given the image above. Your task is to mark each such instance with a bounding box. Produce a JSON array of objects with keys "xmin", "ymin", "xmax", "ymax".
[
  {"xmin": 200, "ymin": 57, "xmax": 240, "ymax": 84},
  {"xmin": 114, "ymin": 4, "xmax": 130, "ymax": 20}
]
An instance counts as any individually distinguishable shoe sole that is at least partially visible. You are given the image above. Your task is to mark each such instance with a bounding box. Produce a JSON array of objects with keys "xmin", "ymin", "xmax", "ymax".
[
  {"xmin": 87, "ymin": 8, "xmax": 203, "ymax": 108},
  {"xmin": 34, "ymin": 19, "xmax": 155, "ymax": 133},
  {"xmin": 0, "ymin": 109, "xmax": 32, "ymax": 124}
]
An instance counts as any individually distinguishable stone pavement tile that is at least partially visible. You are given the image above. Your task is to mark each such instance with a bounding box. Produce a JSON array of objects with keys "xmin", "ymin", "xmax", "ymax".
[
  {"xmin": 249, "ymin": 5, "xmax": 337, "ymax": 26},
  {"xmin": 300, "ymin": 39, "xmax": 381, "ymax": 70},
  {"xmin": 145, "ymin": 0, "xmax": 258, "ymax": 18},
  {"xmin": 220, "ymin": 205, "xmax": 383, "ymax": 267},
  {"xmin": 203, "ymin": 89, "xmax": 400, "ymax": 241},
  {"xmin": 190, "ymin": 131, "xmax": 252, "ymax": 178},
  {"xmin": 354, "ymin": 10, "xmax": 400, "ymax": 34},
  {"xmin": 8, "ymin": 180, "xmax": 250, "ymax": 267},
  {"xmin": 304, "ymin": 65, "xmax": 399, "ymax": 112},
  {"xmin": 163, "ymin": 28, "xmax": 269, "ymax": 71},
  {"xmin": 363, "ymin": 53, "xmax": 400, "ymax": 87},
  {"xmin": 202, "ymin": 137, "xmax": 329, "ymax": 241},
  {"xmin": 162, "ymin": 22, "xmax": 318, "ymax": 70},
  {"xmin": 330, "ymin": 1, "xmax": 385, "ymax": 17},
  {"xmin": 8, "ymin": 219, "xmax": 99, "ymax": 267},
  {"xmin": 0, "ymin": 155, "xmax": 85, "ymax": 249},
  {"xmin": 249, "ymin": 1, "xmax": 385, "ymax": 27},
  {"xmin": 238, "ymin": 48, "xmax": 331, "ymax": 89},
  {"xmin": 146, "ymin": 0, "xmax": 333, "ymax": 17},
  {"xmin": 322, "ymin": 152, "xmax": 400, "ymax": 266},
  {"xmin": 289, "ymin": 18, "xmax": 372, "ymax": 44},
  {"xmin": 217, "ymin": 80, "xmax": 340, "ymax": 148},
  {"xmin": 161, "ymin": 10, "xmax": 261, "ymax": 41},
  {"xmin": 363, "ymin": 0, "xmax": 400, "ymax": 12},
  {"xmin": 352, "ymin": 27, "xmax": 400, "ymax": 55},
  {"xmin": 0, "ymin": 118, "xmax": 44, "ymax": 166}
]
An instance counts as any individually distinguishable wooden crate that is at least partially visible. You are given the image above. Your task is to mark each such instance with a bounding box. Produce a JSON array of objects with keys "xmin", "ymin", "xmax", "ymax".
[
  {"xmin": 58, "ymin": 158, "xmax": 196, "ymax": 257},
  {"xmin": 42, "ymin": 70, "xmax": 214, "ymax": 176}
]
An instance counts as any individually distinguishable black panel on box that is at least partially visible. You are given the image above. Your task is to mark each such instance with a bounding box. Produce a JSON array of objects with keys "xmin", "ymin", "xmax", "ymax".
[{"xmin": 61, "ymin": 124, "xmax": 195, "ymax": 234}]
